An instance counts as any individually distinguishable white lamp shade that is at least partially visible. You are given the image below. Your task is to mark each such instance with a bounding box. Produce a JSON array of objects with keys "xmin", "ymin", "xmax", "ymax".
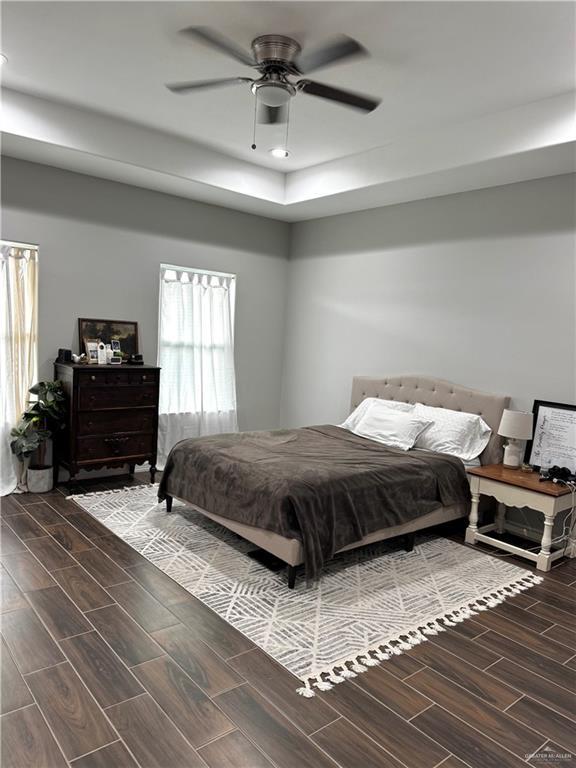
[{"xmin": 498, "ymin": 409, "xmax": 533, "ymax": 440}]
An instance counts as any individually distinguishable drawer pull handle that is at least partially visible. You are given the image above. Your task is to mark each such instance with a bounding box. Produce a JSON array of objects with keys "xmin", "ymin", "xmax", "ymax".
[
  {"xmin": 142, "ymin": 375, "xmax": 147, "ymax": 381},
  {"xmin": 90, "ymin": 375, "xmax": 96, "ymax": 381},
  {"xmin": 103, "ymin": 436, "xmax": 130, "ymax": 444}
]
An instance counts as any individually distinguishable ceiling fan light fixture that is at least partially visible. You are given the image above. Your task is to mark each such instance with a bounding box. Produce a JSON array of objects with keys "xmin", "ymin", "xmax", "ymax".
[
  {"xmin": 270, "ymin": 148, "xmax": 290, "ymax": 159},
  {"xmin": 252, "ymin": 82, "xmax": 292, "ymax": 107}
]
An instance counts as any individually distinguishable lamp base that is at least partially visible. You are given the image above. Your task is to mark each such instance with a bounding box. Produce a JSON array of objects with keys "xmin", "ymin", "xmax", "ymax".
[{"xmin": 503, "ymin": 440, "xmax": 523, "ymax": 469}]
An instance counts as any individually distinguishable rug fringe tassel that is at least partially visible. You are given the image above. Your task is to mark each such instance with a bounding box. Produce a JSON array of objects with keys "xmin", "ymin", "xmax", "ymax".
[
  {"xmin": 297, "ymin": 572, "xmax": 543, "ymax": 696},
  {"xmin": 67, "ymin": 483, "xmax": 159, "ymax": 501}
]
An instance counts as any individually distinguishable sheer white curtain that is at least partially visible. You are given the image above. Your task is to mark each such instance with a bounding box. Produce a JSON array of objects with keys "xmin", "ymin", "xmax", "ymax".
[
  {"xmin": 157, "ymin": 265, "xmax": 238, "ymax": 466},
  {"xmin": 1, "ymin": 243, "xmax": 38, "ymax": 496}
]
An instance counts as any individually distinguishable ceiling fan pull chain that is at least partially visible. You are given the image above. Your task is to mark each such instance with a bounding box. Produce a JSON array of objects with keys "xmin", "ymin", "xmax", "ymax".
[
  {"xmin": 251, "ymin": 92, "xmax": 258, "ymax": 150},
  {"xmin": 284, "ymin": 97, "xmax": 291, "ymax": 155}
]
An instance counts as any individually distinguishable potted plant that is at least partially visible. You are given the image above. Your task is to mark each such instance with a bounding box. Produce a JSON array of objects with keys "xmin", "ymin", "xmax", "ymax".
[{"xmin": 10, "ymin": 381, "xmax": 66, "ymax": 493}]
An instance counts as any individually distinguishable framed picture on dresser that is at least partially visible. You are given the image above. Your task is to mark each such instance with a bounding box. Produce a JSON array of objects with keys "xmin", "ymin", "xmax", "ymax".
[{"xmin": 78, "ymin": 318, "xmax": 138, "ymax": 361}]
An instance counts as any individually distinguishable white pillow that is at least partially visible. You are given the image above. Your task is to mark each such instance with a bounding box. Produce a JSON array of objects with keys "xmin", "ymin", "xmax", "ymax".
[
  {"xmin": 352, "ymin": 408, "xmax": 433, "ymax": 451},
  {"xmin": 413, "ymin": 403, "xmax": 491, "ymax": 462},
  {"xmin": 340, "ymin": 397, "xmax": 414, "ymax": 432}
]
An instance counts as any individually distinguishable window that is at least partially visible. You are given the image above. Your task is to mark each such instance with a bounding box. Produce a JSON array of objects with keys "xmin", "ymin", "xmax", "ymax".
[
  {"xmin": 157, "ymin": 265, "xmax": 238, "ymax": 465},
  {"xmin": 1, "ymin": 241, "xmax": 38, "ymax": 495}
]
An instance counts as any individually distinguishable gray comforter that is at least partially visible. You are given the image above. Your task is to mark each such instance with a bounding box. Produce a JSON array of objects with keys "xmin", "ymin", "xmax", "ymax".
[{"xmin": 158, "ymin": 425, "xmax": 471, "ymax": 580}]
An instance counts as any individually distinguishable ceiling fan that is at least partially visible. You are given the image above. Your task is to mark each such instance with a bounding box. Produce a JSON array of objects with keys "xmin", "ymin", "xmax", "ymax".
[{"xmin": 166, "ymin": 27, "xmax": 381, "ymax": 128}]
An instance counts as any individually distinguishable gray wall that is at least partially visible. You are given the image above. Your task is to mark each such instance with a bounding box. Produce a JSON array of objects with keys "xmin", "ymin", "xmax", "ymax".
[
  {"xmin": 281, "ymin": 174, "xmax": 576, "ymax": 427},
  {"xmin": 1, "ymin": 157, "xmax": 290, "ymax": 433}
]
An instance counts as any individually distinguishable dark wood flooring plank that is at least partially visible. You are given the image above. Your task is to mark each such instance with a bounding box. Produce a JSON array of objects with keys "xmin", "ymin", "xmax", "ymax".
[
  {"xmin": 65, "ymin": 511, "xmax": 114, "ymax": 541},
  {"xmin": 437, "ymin": 759, "xmax": 470, "ymax": 768},
  {"xmin": 106, "ymin": 694, "xmax": 205, "ymax": 768},
  {"xmin": 49, "ymin": 523, "xmax": 93, "ymax": 553},
  {"xmin": 411, "ymin": 704, "xmax": 527, "ymax": 768},
  {"xmin": 1, "ymin": 607, "xmax": 65, "ymax": 674},
  {"xmin": 126, "ymin": 561, "xmax": 191, "ymax": 605},
  {"xmin": 312, "ymin": 717, "xmax": 405, "ymax": 768},
  {"xmin": 408, "ymin": 638, "xmax": 521, "ymax": 710},
  {"xmin": 93, "ymin": 535, "xmax": 148, "ymax": 569},
  {"xmin": 53, "ymin": 565, "xmax": 114, "ymax": 612},
  {"xmin": 228, "ymin": 648, "xmax": 338, "ymax": 735},
  {"xmin": 528, "ymin": 601, "xmax": 576, "ymax": 631},
  {"xmin": 451, "ymin": 618, "xmax": 488, "ymax": 639},
  {"xmin": 0, "ymin": 565, "xmax": 27, "ymax": 613},
  {"xmin": 543, "ymin": 624, "xmax": 576, "ymax": 652},
  {"xmin": 473, "ymin": 609, "xmax": 573, "ymax": 662},
  {"xmin": 170, "ymin": 597, "xmax": 255, "ymax": 658},
  {"xmin": 0, "ymin": 704, "xmax": 67, "ymax": 768},
  {"xmin": 475, "ymin": 630, "xmax": 576, "ymax": 691},
  {"xmin": 353, "ymin": 664, "xmax": 432, "ymax": 719},
  {"xmin": 214, "ymin": 684, "xmax": 339, "ymax": 768},
  {"xmin": 70, "ymin": 740, "xmax": 137, "ymax": 768},
  {"xmin": 527, "ymin": 585, "xmax": 576, "ymax": 615},
  {"xmin": 0, "ymin": 551, "xmax": 56, "ymax": 592},
  {"xmin": 133, "ymin": 655, "xmax": 234, "ymax": 748},
  {"xmin": 0, "ymin": 496, "xmax": 26, "ymax": 517},
  {"xmin": 0, "ymin": 523, "xmax": 27, "ymax": 556},
  {"xmin": 487, "ymin": 658, "xmax": 576, "ymax": 722},
  {"xmin": 407, "ymin": 667, "xmax": 544, "ymax": 757},
  {"xmin": 326, "ymin": 675, "xmax": 448, "ymax": 768},
  {"xmin": 43, "ymin": 493, "xmax": 81, "ymax": 517},
  {"xmin": 492, "ymin": 600, "xmax": 554, "ymax": 633},
  {"xmin": 108, "ymin": 581, "xmax": 181, "ymax": 633},
  {"xmin": 199, "ymin": 730, "xmax": 275, "ymax": 768},
  {"xmin": 508, "ymin": 695, "xmax": 576, "ymax": 754},
  {"xmin": 26, "ymin": 537, "xmax": 76, "ymax": 571},
  {"xmin": 74, "ymin": 548, "xmax": 131, "ymax": 588},
  {"xmin": 23, "ymin": 502, "xmax": 66, "ymax": 529},
  {"xmin": 151, "ymin": 623, "xmax": 242, "ymax": 697},
  {"xmin": 27, "ymin": 586, "xmax": 92, "ymax": 640},
  {"xmin": 504, "ymin": 591, "xmax": 540, "ymax": 610},
  {"xmin": 6, "ymin": 513, "xmax": 48, "ymax": 540},
  {"xmin": 25, "ymin": 662, "xmax": 117, "ymax": 760},
  {"xmin": 0, "ymin": 637, "xmax": 33, "ymax": 714},
  {"xmin": 60, "ymin": 630, "xmax": 144, "ymax": 708},
  {"xmin": 87, "ymin": 604, "xmax": 165, "ymax": 667},
  {"xmin": 378, "ymin": 652, "xmax": 425, "ymax": 679},
  {"xmin": 430, "ymin": 627, "xmax": 501, "ymax": 669}
]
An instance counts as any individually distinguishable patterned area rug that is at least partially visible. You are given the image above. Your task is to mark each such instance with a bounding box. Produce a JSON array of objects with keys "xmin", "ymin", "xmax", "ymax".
[{"xmin": 71, "ymin": 484, "xmax": 542, "ymax": 696}]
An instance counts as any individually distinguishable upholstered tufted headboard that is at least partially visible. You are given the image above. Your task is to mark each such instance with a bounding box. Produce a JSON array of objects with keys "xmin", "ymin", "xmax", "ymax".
[{"xmin": 350, "ymin": 376, "xmax": 510, "ymax": 465}]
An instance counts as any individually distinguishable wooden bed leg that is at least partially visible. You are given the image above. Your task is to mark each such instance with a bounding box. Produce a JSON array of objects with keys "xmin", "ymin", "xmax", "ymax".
[
  {"xmin": 403, "ymin": 533, "xmax": 415, "ymax": 553},
  {"xmin": 165, "ymin": 495, "xmax": 173, "ymax": 513},
  {"xmin": 287, "ymin": 566, "xmax": 296, "ymax": 589}
]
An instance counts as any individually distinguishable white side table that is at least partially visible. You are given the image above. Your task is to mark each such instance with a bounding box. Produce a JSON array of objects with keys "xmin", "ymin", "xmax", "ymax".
[{"xmin": 465, "ymin": 464, "xmax": 576, "ymax": 572}]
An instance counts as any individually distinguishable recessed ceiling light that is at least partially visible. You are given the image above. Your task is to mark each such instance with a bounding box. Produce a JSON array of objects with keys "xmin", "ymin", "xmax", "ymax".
[
  {"xmin": 0, "ymin": 54, "xmax": 8, "ymax": 67},
  {"xmin": 269, "ymin": 148, "xmax": 289, "ymax": 159}
]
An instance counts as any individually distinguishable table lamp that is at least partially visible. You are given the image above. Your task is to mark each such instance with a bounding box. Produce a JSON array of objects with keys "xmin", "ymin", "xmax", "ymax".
[{"xmin": 498, "ymin": 409, "xmax": 533, "ymax": 468}]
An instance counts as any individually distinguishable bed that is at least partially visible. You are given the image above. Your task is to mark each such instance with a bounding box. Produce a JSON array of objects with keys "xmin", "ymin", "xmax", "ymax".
[{"xmin": 159, "ymin": 376, "xmax": 510, "ymax": 586}]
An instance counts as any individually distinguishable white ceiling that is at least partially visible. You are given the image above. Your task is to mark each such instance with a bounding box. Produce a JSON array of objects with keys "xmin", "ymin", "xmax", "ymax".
[
  {"xmin": 1, "ymin": 2, "xmax": 575, "ymax": 220},
  {"xmin": 2, "ymin": 1, "xmax": 574, "ymax": 172}
]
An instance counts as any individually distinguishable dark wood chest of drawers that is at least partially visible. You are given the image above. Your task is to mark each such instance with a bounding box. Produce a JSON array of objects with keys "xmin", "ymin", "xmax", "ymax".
[{"xmin": 54, "ymin": 362, "xmax": 160, "ymax": 482}]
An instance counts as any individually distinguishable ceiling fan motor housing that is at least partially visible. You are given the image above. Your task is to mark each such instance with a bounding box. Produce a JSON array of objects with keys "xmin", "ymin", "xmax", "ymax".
[{"xmin": 251, "ymin": 34, "xmax": 301, "ymax": 68}]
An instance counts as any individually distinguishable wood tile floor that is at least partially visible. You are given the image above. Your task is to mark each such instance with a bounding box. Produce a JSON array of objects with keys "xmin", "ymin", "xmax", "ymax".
[{"xmin": 1, "ymin": 475, "xmax": 575, "ymax": 768}]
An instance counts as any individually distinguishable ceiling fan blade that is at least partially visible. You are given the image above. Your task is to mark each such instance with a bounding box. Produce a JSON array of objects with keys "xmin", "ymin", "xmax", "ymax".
[
  {"xmin": 295, "ymin": 35, "xmax": 367, "ymax": 74},
  {"xmin": 298, "ymin": 79, "xmax": 380, "ymax": 112},
  {"xmin": 257, "ymin": 103, "xmax": 288, "ymax": 125},
  {"xmin": 179, "ymin": 26, "xmax": 256, "ymax": 67},
  {"xmin": 166, "ymin": 77, "xmax": 253, "ymax": 94}
]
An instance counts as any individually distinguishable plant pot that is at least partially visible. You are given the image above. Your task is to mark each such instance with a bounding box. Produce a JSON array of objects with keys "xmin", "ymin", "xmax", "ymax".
[{"xmin": 27, "ymin": 466, "xmax": 53, "ymax": 494}]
